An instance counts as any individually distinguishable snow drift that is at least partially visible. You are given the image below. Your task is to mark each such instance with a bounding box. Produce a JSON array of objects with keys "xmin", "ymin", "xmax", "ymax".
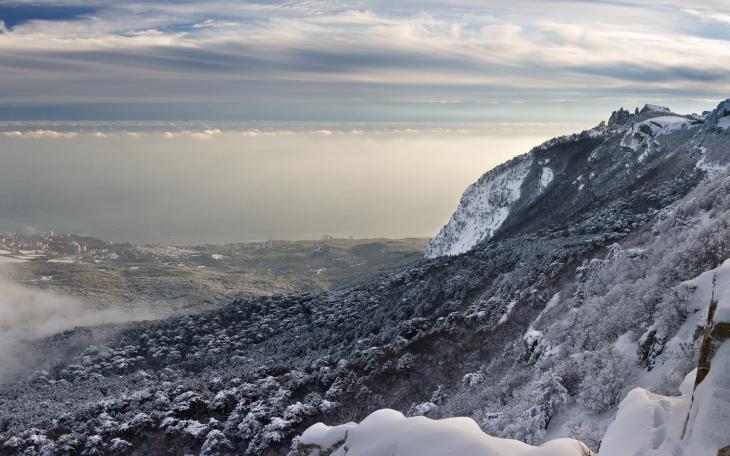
[
  {"xmin": 298, "ymin": 409, "xmax": 591, "ymax": 456},
  {"xmin": 600, "ymin": 259, "xmax": 730, "ymax": 456}
]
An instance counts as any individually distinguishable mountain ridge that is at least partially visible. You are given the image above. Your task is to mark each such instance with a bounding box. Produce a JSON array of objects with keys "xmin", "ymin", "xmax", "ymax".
[{"xmin": 426, "ymin": 102, "xmax": 724, "ymax": 258}]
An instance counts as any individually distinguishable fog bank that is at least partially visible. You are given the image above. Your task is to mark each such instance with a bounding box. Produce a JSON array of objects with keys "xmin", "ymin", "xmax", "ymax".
[{"xmin": 0, "ymin": 268, "xmax": 151, "ymax": 382}]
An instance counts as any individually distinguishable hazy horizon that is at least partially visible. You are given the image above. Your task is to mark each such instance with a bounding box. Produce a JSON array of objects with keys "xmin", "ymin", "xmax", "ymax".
[{"xmin": 0, "ymin": 121, "xmax": 588, "ymax": 244}]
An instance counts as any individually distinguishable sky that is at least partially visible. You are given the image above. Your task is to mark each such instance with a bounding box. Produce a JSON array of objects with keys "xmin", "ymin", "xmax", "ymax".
[{"xmin": 0, "ymin": 0, "xmax": 729, "ymax": 122}]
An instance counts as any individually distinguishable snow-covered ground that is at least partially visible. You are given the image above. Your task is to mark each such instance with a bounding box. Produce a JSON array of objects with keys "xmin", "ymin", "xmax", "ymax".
[
  {"xmin": 600, "ymin": 258, "xmax": 730, "ymax": 455},
  {"xmin": 601, "ymin": 344, "xmax": 729, "ymax": 455},
  {"xmin": 298, "ymin": 409, "xmax": 590, "ymax": 456}
]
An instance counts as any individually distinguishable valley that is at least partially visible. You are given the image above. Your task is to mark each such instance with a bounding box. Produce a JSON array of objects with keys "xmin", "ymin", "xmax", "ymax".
[{"xmin": 0, "ymin": 232, "xmax": 428, "ymax": 316}]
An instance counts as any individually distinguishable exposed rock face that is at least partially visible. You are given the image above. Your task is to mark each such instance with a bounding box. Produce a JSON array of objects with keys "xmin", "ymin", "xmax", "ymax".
[
  {"xmin": 696, "ymin": 266, "xmax": 730, "ymax": 387},
  {"xmin": 608, "ymin": 107, "xmax": 633, "ymax": 126}
]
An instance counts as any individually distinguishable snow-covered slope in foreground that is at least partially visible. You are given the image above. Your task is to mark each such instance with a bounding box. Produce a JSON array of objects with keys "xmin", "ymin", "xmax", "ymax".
[
  {"xmin": 298, "ymin": 409, "xmax": 590, "ymax": 456},
  {"xmin": 601, "ymin": 259, "xmax": 730, "ymax": 456},
  {"xmin": 300, "ymin": 257, "xmax": 730, "ymax": 456},
  {"xmin": 601, "ymin": 347, "xmax": 729, "ymax": 456}
]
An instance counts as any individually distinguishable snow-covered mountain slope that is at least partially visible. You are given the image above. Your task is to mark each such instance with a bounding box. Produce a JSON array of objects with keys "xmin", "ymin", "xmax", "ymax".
[
  {"xmin": 426, "ymin": 102, "xmax": 721, "ymax": 258},
  {"xmin": 424, "ymin": 155, "xmax": 534, "ymax": 258},
  {"xmin": 1, "ymin": 100, "xmax": 729, "ymax": 456},
  {"xmin": 298, "ymin": 252, "xmax": 730, "ymax": 456}
]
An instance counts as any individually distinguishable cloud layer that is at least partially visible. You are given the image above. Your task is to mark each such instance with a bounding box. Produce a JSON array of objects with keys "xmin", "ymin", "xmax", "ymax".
[
  {"xmin": 0, "ymin": 1, "xmax": 728, "ymax": 120},
  {"xmin": 0, "ymin": 123, "xmax": 569, "ymax": 244}
]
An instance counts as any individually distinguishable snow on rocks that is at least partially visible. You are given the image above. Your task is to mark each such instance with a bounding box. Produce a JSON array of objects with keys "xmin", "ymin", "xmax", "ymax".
[
  {"xmin": 522, "ymin": 329, "xmax": 548, "ymax": 365},
  {"xmin": 298, "ymin": 421, "xmax": 354, "ymax": 455},
  {"xmin": 600, "ymin": 342, "xmax": 730, "ymax": 456},
  {"xmin": 639, "ymin": 116, "xmax": 693, "ymax": 135},
  {"xmin": 620, "ymin": 115, "xmax": 693, "ymax": 162},
  {"xmin": 601, "ymin": 259, "xmax": 730, "ymax": 456},
  {"xmin": 703, "ymin": 98, "xmax": 730, "ymax": 131},
  {"xmin": 711, "ymin": 259, "xmax": 730, "ymax": 324},
  {"xmin": 695, "ymin": 156, "xmax": 729, "ymax": 173},
  {"xmin": 640, "ymin": 104, "xmax": 672, "ymax": 114},
  {"xmin": 425, "ymin": 156, "xmax": 532, "ymax": 258},
  {"xmin": 599, "ymin": 387, "xmax": 690, "ymax": 456},
  {"xmin": 298, "ymin": 409, "xmax": 592, "ymax": 456},
  {"xmin": 539, "ymin": 167, "xmax": 554, "ymax": 191}
]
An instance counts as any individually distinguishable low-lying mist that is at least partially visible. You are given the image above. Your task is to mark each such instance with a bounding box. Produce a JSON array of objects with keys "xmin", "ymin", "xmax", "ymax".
[{"xmin": 0, "ymin": 267, "xmax": 151, "ymax": 383}]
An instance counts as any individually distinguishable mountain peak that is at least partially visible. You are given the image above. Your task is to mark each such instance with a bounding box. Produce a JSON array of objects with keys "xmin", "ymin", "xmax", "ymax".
[
  {"xmin": 426, "ymin": 100, "xmax": 728, "ymax": 259},
  {"xmin": 608, "ymin": 107, "xmax": 633, "ymax": 127}
]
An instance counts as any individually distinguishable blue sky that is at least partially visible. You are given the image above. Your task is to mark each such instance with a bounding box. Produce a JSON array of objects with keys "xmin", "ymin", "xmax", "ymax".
[{"xmin": 0, "ymin": 0, "xmax": 729, "ymax": 121}]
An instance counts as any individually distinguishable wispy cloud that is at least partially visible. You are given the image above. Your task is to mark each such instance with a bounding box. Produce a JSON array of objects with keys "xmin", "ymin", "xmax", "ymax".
[
  {"xmin": 0, "ymin": 0, "xmax": 728, "ymax": 120},
  {"xmin": 682, "ymin": 8, "xmax": 730, "ymax": 25},
  {"xmin": 1, "ymin": 129, "xmax": 77, "ymax": 138}
]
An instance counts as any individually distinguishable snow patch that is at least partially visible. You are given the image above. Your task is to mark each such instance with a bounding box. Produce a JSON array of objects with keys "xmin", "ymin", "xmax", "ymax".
[
  {"xmin": 599, "ymin": 388, "xmax": 689, "ymax": 456},
  {"xmin": 696, "ymin": 157, "xmax": 729, "ymax": 173},
  {"xmin": 533, "ymin": 292, "xmax": 561, "ymax": 327},
  {"xmin": 498, "ymin": 300, "xmax": 518, "ymax": 325},
  {"xmin": 539, "ymin": 167, "xmax": 553, "ymax": 191},
  {"xmin": 642, "ymin": 104, "xmax": 671, "ymax": 113},
  {"xmin": 47, "ymin": 258, "xmax": 76, "ymax": 264},
  {"xmin": 710, "ymin": 258, "xmax": 730, "ymax": 323},
  {"xmin": 679, "ymin": 369, "xmax": 696, "ymax": 396}
]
